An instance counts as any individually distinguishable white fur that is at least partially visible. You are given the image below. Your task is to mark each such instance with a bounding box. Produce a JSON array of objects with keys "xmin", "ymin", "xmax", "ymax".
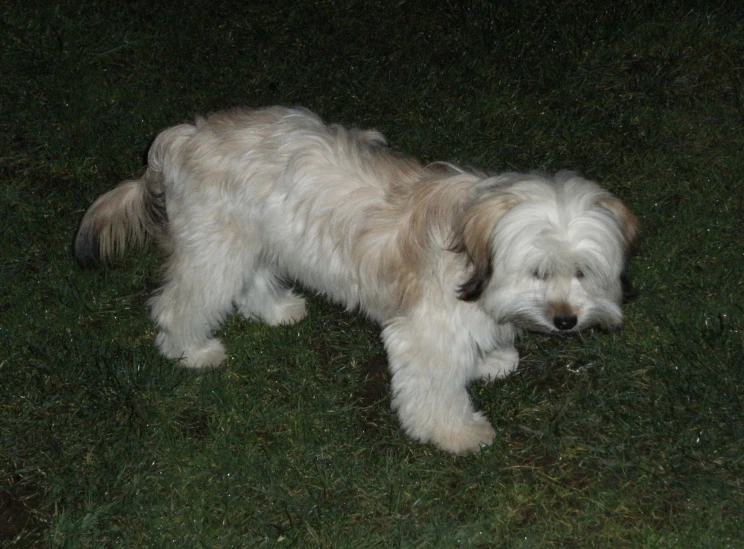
[{"xmin": 76, "ymin": 106, "xmax": 638, "ymax": 454}]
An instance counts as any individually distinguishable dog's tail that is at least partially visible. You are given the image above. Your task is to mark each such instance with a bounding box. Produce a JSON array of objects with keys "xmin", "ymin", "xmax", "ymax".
[
  {"xmin": 75, "ymin": 124, "xmax": 194, "ymax": 266},
  {"xmin": 74, "ymin": 172, "xmax": 167, "ymax": 267},
  {"xmin": 74, "ymin": 125, "xmax": 195, "ymax": 267}
]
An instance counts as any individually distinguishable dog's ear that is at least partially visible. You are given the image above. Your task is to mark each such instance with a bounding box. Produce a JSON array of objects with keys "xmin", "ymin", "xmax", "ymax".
[
  {"xmin": 452, "ymin": 195, "xmax": 517, "ymax": 301},
  {"xmin": 598, "ymin": 197, "xmax": 640, "ymax": 251}
]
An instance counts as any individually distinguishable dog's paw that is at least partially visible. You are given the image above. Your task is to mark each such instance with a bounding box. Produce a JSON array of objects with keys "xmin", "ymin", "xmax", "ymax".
[
  {"xmin": 475, "ymin": 347, "xmax": 519, "ymax": 381},
  {"xmin": 262, "ymin": 294, "xmax": 307, "ymax": 326},
  {"xmin": 433, "ymin": 413, "xmax": 496, "ymax": 455},
  {"xmin": 179, "ymin": 339, "xmax": 227, "ymax": 368},
  {"xmin": 169, "ymin": 339, "xmax": 227, "ymax": 369}
]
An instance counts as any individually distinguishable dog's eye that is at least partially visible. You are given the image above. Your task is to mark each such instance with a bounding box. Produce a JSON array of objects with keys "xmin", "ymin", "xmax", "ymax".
[{"xmin": 575, "ymin": 270, "xmax": 585, "ymax": 279}]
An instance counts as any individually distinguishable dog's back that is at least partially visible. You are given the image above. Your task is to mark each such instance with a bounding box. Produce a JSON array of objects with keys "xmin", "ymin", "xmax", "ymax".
[{"xmin": 75, "ymin": 106, "xmax": 476, "ymax": 317}]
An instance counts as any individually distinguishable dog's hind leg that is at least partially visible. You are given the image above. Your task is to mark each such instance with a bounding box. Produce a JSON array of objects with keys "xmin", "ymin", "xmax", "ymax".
[
  {"xmin": 149, "ymin": 251, "xmax": 244, "ymax": 368},
  {"xmin": 236, "ymin": 266, "xmax": 307, "ymax": 326}
]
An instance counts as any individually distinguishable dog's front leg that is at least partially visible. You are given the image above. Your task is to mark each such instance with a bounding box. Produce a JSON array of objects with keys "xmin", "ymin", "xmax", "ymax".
[{"xmin": 381, "ymin": 315, "xmax": 495, "ymax": 454}]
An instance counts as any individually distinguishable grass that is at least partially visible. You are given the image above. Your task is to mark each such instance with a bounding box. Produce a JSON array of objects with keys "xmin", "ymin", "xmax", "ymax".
[{"xmin": 1, "ymin": 0, "xmax": 743, "ymax": 547}]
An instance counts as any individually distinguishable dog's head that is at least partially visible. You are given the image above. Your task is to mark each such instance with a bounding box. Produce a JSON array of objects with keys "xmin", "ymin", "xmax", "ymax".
[{"xmin": 453, "ymin": 171, "xmax": 639, "ymax": 333}]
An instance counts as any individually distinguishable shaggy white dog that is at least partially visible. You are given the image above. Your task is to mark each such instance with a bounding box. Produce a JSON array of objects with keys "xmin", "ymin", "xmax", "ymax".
[{"xmin": 75, "ymin": 106, "xmax": 638, "ymax": 454}]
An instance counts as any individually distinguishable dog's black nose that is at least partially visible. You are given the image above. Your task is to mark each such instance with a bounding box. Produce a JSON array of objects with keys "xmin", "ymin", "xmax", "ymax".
[{"xmin": 553, "ymin": 314, "xmax": 578, "ymax": 331}]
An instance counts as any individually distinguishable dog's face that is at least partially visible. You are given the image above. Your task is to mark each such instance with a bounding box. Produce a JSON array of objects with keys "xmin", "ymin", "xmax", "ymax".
[{"xmin": 456, "ymin": 172, "xmax": 638, "ymax": 334}]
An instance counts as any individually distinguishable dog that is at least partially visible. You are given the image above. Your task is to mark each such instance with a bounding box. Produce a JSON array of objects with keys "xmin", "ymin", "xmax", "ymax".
[{"xmin": 75, "ymin": 106, "xmax": 638, "ymax": 454}]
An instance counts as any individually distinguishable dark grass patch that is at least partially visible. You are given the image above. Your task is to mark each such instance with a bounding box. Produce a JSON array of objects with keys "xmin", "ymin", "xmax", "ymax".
[{"xmin": 0, "ymin": 476, "xmax": 45, "ymax": 547}]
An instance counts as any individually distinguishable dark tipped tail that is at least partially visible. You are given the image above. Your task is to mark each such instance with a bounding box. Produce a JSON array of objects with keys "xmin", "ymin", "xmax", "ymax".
[
  {"xmin": 74, "ymin": 121, "xmax": 198, "ymax": 267},
  {"xmin": 74, "ymin": 171, "xmax": 167, "ymax": 267}
]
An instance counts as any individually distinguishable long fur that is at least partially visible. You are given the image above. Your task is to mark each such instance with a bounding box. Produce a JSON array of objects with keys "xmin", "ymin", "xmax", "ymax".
[{"xmin": 75, "ymin": 106, "xmax": 638, "ymax": 454}]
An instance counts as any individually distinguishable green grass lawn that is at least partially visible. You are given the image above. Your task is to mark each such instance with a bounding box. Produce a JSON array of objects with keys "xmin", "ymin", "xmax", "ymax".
[{"xmin": 2, "ymin": 0, "xmax": 743, "ymax": 547}]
